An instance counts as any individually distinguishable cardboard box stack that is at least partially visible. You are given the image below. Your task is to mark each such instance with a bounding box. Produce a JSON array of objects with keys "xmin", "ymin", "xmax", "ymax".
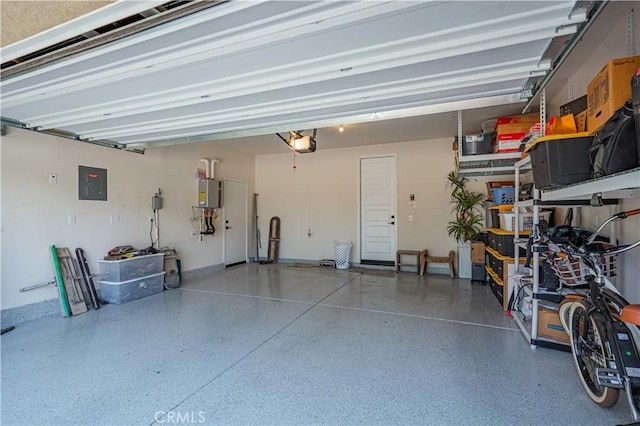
[{"xmin": 495, "ymin": 114, "xmax": 539, "ymax": 152}]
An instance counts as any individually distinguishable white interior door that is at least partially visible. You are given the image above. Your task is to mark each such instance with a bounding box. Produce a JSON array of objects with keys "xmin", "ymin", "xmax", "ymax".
[
  {"xmin": 360, "ymin": 156, "xmax": 397, "ymax": 264},
  {"xmin": 224, "ymin": 179, "xmax": 248, "ymax": 267}
]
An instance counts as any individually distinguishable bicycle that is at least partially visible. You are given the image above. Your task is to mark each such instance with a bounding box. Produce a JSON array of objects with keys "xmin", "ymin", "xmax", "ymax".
[{"xmin": 548, "ymin": 209, "xmax": 640, "ymax": 420}]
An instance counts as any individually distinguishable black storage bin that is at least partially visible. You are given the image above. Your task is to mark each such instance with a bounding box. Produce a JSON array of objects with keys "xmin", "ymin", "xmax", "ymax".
[
  {"xmin": 488, "ymin": 276, "xmax": 503, "ymax": 307},
  {"xmin": 633, "ymin": 71, "xmax": 640, "ymax": 160},
  {"xmin": 526, "ymin": 133, "xmax": 593, "ymax": 190},
  {"xmin": 487, "ymin": 250, "xmax": 499, "ymax": 275},
  {"xmin": 472, "ymin": 263, "xmax": 487, "ymax": 282},
  {"xmin": 458, "ymin": 132, "xmax": 495, "ymax": 155},
  {"xmin": 488, "ymin": 228, "xmax": 527, "ymax": 258},
  {"xmin": 488, "ymin": 208, "xmax": 500, "ymax": 229}
]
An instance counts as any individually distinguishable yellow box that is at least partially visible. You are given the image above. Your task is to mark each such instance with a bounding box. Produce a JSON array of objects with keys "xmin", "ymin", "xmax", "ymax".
[{"xmin": 587, "ymin": 55, "xmax": 640, "ymax": 133}]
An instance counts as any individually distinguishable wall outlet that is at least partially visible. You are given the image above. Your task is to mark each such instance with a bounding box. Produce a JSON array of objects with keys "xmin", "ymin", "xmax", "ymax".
[
  {"xmin": 68, "ymin": 214, "xmax": 76, "ymax": 225},
  {"xmin": 409, "ymin": 214, "xmax": 414, "ymax": 222},
  {"xmin": 49, "ymin": 173, "xmax": 58, "ymax": 184}
]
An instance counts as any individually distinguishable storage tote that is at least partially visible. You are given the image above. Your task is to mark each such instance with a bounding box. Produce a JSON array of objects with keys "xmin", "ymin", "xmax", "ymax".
[
  {"xmin": 98, "ymin": 253, "xmax": 164, "ymax": 282},
  {"xmin": 490, "ymin": 187, "xmax": 515, "ymax": 205},
  {"xmin": 98, "ymin": 271, "xmax": 165, "ymax": 304},
  {"xmin": 525, "ymin": 132, "xmax": 592, "ymax": 190},
  {"xmin": 500, "ymin": 211, "xmax": 552, "ymax": 232}
]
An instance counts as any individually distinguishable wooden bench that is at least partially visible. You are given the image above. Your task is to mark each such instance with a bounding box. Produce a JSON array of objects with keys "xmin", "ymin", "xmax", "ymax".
[
  {"xmin": 420, "ymin": 250, "xmax": 456, "ymax": 278},
  {"xmin": 395, "ymin": 250, "xmax": 423, "ymax": 275}
]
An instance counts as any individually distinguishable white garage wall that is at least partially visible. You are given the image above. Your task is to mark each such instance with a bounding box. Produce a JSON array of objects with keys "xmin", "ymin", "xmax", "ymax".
[
  {"xmin": 255, "ymin": 137, "xmax": 458, "ymax": 264},
  {"xmin": 1, "ymin": 128, "xmax": 254, "ymax": 312}
]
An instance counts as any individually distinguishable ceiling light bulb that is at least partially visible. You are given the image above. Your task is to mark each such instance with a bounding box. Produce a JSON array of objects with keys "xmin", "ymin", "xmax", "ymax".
[{"xmin": 339, "ymin": 125, "xmax": 344, "ymax": 132}]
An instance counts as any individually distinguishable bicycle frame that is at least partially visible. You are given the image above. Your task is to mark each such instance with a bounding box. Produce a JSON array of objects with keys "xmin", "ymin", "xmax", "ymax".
[
  {"xmin": 566, "ymin": 208, "xmax": 640, "ymax": 420},
  {"xmin": 581, "ymin": 269, "xmax": 640, "ymax": 420}
]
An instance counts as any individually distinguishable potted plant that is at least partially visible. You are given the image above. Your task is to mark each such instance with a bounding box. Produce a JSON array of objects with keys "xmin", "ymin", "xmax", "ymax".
[{"xmin": 446, "ymin": 171, "xmax": 485, "ymax": 278}]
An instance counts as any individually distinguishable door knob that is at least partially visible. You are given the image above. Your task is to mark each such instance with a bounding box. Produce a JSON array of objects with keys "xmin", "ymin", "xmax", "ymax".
[
  {"xmin": 226, "ymin": 226, "xmax": 232, "ymax": 229},
  {"xmin": 387, "ymin": 221, "xmax": 395, "ymax": 225}
]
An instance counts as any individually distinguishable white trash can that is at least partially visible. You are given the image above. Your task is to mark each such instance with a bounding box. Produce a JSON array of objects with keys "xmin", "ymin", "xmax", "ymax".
[{"xmin": 334, "ymin": 241, "xmax": 352, "ymax": 270}]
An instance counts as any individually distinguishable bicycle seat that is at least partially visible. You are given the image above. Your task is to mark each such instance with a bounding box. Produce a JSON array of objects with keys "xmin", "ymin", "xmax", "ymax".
[{"xmin": 621, "ymin": 305, "xmax": 640, "ymax": 326}]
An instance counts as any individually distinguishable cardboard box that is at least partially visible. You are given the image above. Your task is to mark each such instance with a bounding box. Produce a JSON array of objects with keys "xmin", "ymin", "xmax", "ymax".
[
  {"xmin": 587, "ymin": 55, "xmax": 640, "ymax": 133},
  {"xmin": 495, "ymin": 114, "xmax": 539, "ymax": 126},
  {"xmin": 496, "ymin": 132, "xmax": 527, "ymax": 142},
  {"xmin": 471, "ymin": 241, "xmax": 485, "ymax": 263},
  {"xmin": 496, "ymin": 122, "xmax": 533, "ymax": 136},
  {"xmin": 537, "ymin": 307, "xmax": 570, "ymax": 344},
  {"xmin": 574, "ymin": 110, "xmax": 587, "ymax": 132},
  {"xmin": 497, "ymin": 139, "xmax": 522, "ymax": 152}
]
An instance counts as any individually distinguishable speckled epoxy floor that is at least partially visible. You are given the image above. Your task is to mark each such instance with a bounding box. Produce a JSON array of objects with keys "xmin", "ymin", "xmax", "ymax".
[{"xmin": 0, "ymin": 264, "xmax": 632, "ymax": 425}]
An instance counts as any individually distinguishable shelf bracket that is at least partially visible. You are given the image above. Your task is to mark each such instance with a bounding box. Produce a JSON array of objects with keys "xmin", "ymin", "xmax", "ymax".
[
  {"xmin": 457, "ymin": 110, "xmax": 463, "ymax": 158},
  {"xmin": 590, "ymin": 192, "xmax": 603, "ymax": 207},
  {"xmin": 539, "ymin": 88, "xmax": 546, "ymax": 136},
  {"xmin": 628, "ymin": 9, "xmax": 637, "ymax": 56}
]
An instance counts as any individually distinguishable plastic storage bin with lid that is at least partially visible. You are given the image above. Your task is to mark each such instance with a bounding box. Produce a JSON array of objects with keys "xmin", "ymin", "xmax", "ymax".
[
  {"xmin": 486, "ymin": 228, "xmax": 529, "ymax": 258},
  {"xmin": 524, "ymin": 132, "xmax": 593, "ymax": 190},
  {"xmin": 98, "ymin": 253, "xmax": 164, "ymax": 282},
  {"xmin": 457, "ymin": 132, "xmax": 495, "ymax": 155}
]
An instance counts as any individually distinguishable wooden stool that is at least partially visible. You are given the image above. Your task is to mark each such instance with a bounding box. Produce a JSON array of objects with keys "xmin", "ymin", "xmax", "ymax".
[
  {"xmin": 420, "ymin": 250, "xmax": 456, "ymax": 278},
  {"xmin": 395, "ymin": 250, "xmax": 422, "ymax": 275}
]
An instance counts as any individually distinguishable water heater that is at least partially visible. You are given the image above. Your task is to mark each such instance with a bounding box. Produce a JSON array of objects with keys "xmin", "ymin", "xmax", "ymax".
[{"xmin": 198, "ymin": 179, "xmax": 222, "ymax": 208}]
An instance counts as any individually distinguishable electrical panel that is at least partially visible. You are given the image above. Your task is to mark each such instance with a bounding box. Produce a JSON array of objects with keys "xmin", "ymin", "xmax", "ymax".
[
  {"xmin": 78, "ymin": 166, "xmax": 107, "ymax": 201},
  {"xmin": 198, "ymin": 179, "xmax": 222, "ymax": 208}
]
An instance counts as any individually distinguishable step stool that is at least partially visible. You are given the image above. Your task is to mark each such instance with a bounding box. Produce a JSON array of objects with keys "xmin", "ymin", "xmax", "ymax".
[{"xmin": 395, "ymin": 250, "xmax": 424, "ymax": 275}]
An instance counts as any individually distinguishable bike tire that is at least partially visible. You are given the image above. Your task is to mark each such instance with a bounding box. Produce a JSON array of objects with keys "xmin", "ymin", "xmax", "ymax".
[
  {"xmin": 559, "ymin": 299, "xmax": 575, "ymax": 334},
  {"xmin": 559, "ymin": 294, "xmax": 585, "ymax": 334},
  {"xmin": 569, "ymin": 300, "xmax": 620, "ymax": 408}
]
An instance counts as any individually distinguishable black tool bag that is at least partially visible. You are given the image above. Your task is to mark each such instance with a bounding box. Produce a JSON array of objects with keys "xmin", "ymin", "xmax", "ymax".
[
  {"xmin": 589, "ymin": 100, "xmax": 638, "ymax": 178},
  {"xmin": 633, "ymin": 71, "xmax": 640, "ymax": 159}
]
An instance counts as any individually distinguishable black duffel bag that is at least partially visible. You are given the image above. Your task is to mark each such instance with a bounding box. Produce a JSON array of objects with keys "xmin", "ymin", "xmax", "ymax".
[{"xmin": 589, "ymin": 100, "xmax": 638, "ymax": 178}]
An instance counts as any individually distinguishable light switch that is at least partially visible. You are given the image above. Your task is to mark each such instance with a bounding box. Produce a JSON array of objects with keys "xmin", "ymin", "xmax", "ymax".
[
  {"xmin": 68, "ymin": 214, "xmax": 76, "ymax": 225},
  {"xmin": 409, "ymin": 215, "xmax": 414, "ymax": 222},
  {"xmin": 110, "ymin": 214, "xmax": 120, "ymax": 224},
  {"xmin": 49, "ymin": 173, "xmax": 58, "ymax": 184}
]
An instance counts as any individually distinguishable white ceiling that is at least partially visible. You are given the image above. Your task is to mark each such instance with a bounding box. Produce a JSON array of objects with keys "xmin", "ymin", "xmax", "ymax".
[{"xmin": 0, "ymin": 0, "xmax": 586, "ymax": 153}]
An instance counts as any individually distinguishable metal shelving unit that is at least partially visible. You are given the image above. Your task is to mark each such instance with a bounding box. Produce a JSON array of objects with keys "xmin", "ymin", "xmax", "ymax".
[
  {"xmin": 457, "ymin": 152, "xmax": 523, "ymax": 176},
  {"xmin": 511, "ymin": 164, "xmax": 638, "ymax": 349}
]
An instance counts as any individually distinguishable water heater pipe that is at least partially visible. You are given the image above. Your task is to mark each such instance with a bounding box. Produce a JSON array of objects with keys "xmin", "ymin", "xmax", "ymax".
[
  {"xmin": 199, "ymin": 158, "xmax": 210, "ymax": 179},
  {"xmin": 211, "ymin": 159, "xmax": 220, "ymax": 180}
]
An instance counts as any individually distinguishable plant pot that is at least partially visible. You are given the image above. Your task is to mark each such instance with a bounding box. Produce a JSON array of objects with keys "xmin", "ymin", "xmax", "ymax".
[{"xmin": 458, "ymin": 241, "xmax": 472, "ymax": 279}]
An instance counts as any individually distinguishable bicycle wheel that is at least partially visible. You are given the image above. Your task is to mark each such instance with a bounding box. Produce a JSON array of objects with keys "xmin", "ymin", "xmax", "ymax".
[
  {"xmin": 559, "ymin": 299, "xmax": 575, "ymax": 334},
  {"xmin": 569, "ymin": 300, "xmax": 620, "ymax": 408},
  {"xmin": 559, "ymin": 295, "xmax": 586, "ymax": 334}
]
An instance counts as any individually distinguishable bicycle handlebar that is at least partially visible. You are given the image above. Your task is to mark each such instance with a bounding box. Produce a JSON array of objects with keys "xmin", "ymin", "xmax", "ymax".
[
  {"xmin": 586, "ymin": 208, "xmax": 640, "ymax": 245},
  {"xmin": 544, "ymin": 209, "xmax": 640, "ymax": 260}
]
